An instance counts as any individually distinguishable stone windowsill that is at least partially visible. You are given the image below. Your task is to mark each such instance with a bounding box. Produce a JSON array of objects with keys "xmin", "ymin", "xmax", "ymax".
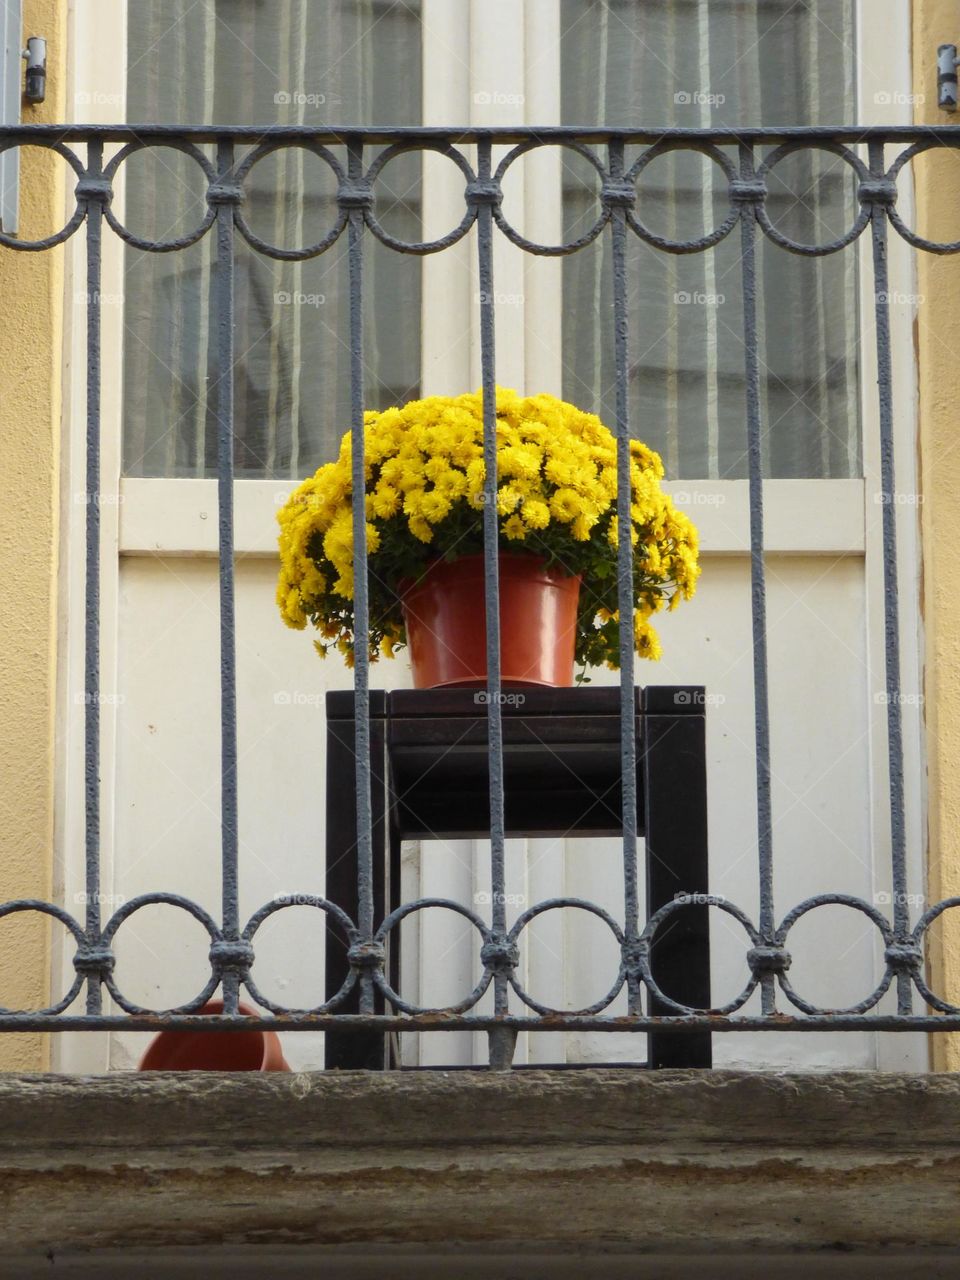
[{"xmin": 1, "ymin": 1068, "xmax": 959, "ymax": 1275}]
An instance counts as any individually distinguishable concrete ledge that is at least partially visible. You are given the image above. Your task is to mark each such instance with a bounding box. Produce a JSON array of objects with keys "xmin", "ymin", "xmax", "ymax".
[{"xmin": 0, "ymin": 1069, "xmax": 959, "ymax": 1268}]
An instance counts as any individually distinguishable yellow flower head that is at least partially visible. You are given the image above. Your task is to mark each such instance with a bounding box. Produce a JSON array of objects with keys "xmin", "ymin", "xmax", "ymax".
[
  {"xmin": 550, "ymin": 488, "xmax": 582, "ymax": 523},
  {"xmin": 497, "ymin": 485, "xmax": 523, "ymax": 516},
  {"xmin": 521, "ymin": 498, "xmax": 550, "ymax": 530},
  {"xmin": 502, "ymin": 514, "xmax": 528, "ymax": 541},
  {"xmin": 372, "ymin": 483, "xmax": 401, "ymax": 519},
  {"xmin": 421, "ymin": 490, "xmax": 453, "ymax": 524}
]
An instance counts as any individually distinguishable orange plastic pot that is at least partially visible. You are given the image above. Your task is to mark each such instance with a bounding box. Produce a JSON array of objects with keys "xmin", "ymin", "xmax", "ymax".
[
  {"xmin": 137, "ymin": 1000, "xmax": 290, "ymax": 1072},
  {"xmin": 401, "ymin": 553, "xmax": 581, "ymax": 689}
]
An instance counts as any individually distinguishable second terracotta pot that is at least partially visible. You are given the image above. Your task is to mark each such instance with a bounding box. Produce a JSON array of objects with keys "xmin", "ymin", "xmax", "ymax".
[
  {"xmin": 401, "ymin": 552, "xmax": 581, "ymax": 689},
  {"xmin": 137, "ymin": 1000, "xmax": 290, "ymax": 1072}
]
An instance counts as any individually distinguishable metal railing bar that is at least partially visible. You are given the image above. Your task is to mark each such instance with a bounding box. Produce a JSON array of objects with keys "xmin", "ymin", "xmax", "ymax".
[
  {"xmin": 738, "ymin": 142, "xmax": 778, "ymax": 1015},
  {"xmin": 608, "ymin": 139, "xmax": 642, "ymax": 1017},
  {"xmin": 213, "ymin": 139, "xmax": 242, "ymax": 1014},
  {"xmin": 346, "ymin": 138, "xmax": 376, "ymax": 1017},
  {"xmin": 81, "ymin": 138, "xmax": 104, "ymax": 1016},
  {"xmin": 0, "ymin": 1012, "xmax": 959, "ymax": 1033},
  {"xmin": 475, "ymin": 137, "xmax": 513, "ymax": 1068},
  {"xmin": 5, "ymin": 123, "xmax": 960, "ymax": 144},
  {"xmin": 867, "ymin": 138, "xmax": 912, "ymax": 1015}
]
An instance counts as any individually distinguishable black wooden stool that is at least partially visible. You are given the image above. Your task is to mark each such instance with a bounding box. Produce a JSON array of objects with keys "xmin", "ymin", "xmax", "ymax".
[{"xmin": 324, "ymin": 686, "xmax": 711, "ymax": 1069}]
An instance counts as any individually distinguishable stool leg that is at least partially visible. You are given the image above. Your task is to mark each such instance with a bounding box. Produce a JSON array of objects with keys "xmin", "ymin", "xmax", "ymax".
[
  {"xmin": 324, "ymin": 709, "xmax": 388, "ymax": 1069},
  {"xmin": 641, "ymin": 688, "xmax": 712, "ymax": 1068},
  {"xmin": 386, "ymin": 814, "xmax": 402, "ymax": 1068}
]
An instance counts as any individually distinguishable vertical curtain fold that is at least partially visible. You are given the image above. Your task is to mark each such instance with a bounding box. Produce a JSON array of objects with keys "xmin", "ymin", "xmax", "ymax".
[
  {"xmin": 560, "ymin": 0, "xmax": 860, "ymax": 480},
  {"xmin": 123, "ymin": 0, "xmax": 422, "ymax": 480}
]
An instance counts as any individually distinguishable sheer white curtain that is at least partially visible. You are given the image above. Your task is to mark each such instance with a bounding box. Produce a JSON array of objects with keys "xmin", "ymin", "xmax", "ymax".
[
  {"xmin": 560, "ymin": 0, "xmax": 860, "ymax": 479},
  {"xmin": 122, "ymin": 0, "xmax": 422, "ymax": 479}
]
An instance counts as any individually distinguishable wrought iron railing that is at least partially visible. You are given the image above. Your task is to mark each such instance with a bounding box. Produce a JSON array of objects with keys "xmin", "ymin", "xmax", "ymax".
[{"xmin": 1, "ymin": 123, "xmax": 958, "ymax": 1065}]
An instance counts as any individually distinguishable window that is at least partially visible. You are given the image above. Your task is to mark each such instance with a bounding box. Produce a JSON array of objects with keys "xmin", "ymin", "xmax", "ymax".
[
  {"xmin": 122, "ymin": 0, "xmax": 423, "ymax": 479},
  {"xmin": 560, "ymin": 0, "xmax": 859, "ymax": 478},
  {"xmin": 57, "ymin": 0, "xmax": 924, "ymax": 1074}
]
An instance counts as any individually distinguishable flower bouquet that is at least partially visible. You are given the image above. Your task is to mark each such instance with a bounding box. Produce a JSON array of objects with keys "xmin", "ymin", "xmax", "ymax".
[{"xmin": 276, "ymin": 388, "xmax": 699, "ymax": 686}]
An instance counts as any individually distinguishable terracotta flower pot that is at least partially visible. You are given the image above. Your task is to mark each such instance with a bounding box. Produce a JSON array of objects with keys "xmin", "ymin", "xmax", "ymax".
[
  {"xmin": 137, "ymin": 1000, "xmax": 290, "ymax": 1072},
  {"xmin": 401, "ymin": 552, "xmax": 581, "ymax": 689}
]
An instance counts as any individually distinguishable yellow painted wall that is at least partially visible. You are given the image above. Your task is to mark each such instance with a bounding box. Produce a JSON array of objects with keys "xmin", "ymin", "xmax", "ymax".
[
  {"xmin": 0, "ymin": 0, "xmax": 66, "ymax": 1069},
  {"xmin": 914, "ymin": 0, "xmax": 960, "ymax": 1069}
]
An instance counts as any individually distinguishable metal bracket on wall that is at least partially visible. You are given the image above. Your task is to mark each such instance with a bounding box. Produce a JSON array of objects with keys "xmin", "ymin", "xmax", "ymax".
[
  {"xmin": 939, "ymin": 43, "xmax": 959, "ymax": 110},
  {"xmin": 22, "ymin": 36, "xmax": 45, "ymax": 105}
]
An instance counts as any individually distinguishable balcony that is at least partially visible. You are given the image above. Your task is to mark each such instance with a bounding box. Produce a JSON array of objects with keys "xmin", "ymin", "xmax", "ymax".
[{"xmin": 1, "ymin": 121, "xmax": 960, "ymax": 1270}]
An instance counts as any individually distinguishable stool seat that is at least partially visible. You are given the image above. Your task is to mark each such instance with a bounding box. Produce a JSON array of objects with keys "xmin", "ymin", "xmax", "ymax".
[{"xmin": 332, "ymin": 686, "xmax": 644, "ymax": 839}]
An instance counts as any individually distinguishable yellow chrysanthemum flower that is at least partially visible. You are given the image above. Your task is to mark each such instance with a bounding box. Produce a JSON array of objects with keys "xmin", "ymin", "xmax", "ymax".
[
  {"xmin": 607, "ymin": 515, "xmax": 639, "ymax": 548},
  {"xmin": 496, "ymin": 485, "xmax": 523, "ymax": 515},
  {"xmin": 421, "ymin": 490, "xmax": 453, "ymax": 524},
  {"xmin": 498, "ymin": 444, "xmax": 542, "ymax": 481},
  {"xmin": 549, "ymin": 488, "xmax": 581, "ymax": 522},
  {"xmin": 408, "ymin": 515, "xmax": 434, "ymax": 543},
  {"xmin": 571, "ymin": 512, "xmax": 598, "ymax": 542},
  {"xmin": 372, "ymin": 483, "xmax": 401, "ymax": 519},
  {"xmin": 544, "ymin": 457, "xmax": 574, "ymax": 486},
  {"xmin": 634, "ymin": 616, "xmax": 663, "ymax": 661},
  {"xmin": 502, "ymin": 514, "xmax": 528, "ymax": 541},
  {"xmin": 521, "ymin": 498, "xmax": 550, "ymax": 530},
  {"xmin": 280, "ymin": 586, "xmax": 306, "ymax": 629},
  {"xmin": 433, "ymin": 468, "xmax": 467, "ymax": 499}
]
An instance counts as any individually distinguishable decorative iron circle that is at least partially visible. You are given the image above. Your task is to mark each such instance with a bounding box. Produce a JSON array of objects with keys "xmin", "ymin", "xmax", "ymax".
[
  {"xmin": 910, "ymin": 897, "xmax": 960, "ymax": 1013},
  {"xmin": 233, "ymin": 140, "xmax": 348, "ymax": 260},
  {"xmin": 100, "ymin": 892, "xmax": 222, "ymax": 1014},
  {"xmin": 505, "ymin": 898, "xmax": 626, "ymax": 1016},
  {"xmin": 755, "ymin": 142, "xmax": 870, "ymax": 256},
  {"xmin": 373, "ymin": 898, "xmax": 492, "ymax": 1015},
  {"xmin": 240, "ymin": 894, "xmax": 359, "ymax": 1014},
  {"xmin": 0, "ymin": 900, "xmax": 86, "ymax": 1015},
  {"xmin": 885, "ymin": 142, "xmax": 960, "ymax": 254},
  {"xmin": 625, "ymin": 141, "xmax": 741, "ymax": 253},
  {"xmin": 492, "ymin": 141, "xmax": 609, "ymax": 255},
  {"xmin": 774, "ymin": 894, "xmax": 895, "ymax": 1016},
  {"xmin": 101, "ymin": 141, "xmax": 218, "ymax": 252},
  {"xmin": 0, "ymin": 141, "xmax": 87, "ymax": 250},
  {"xmin": 639, "ymin": 895, "xmax": 760, "ymax": 1016},
  {"xmin": 363, "ymin": 142, "xmax": 478, "ymax": 254}
]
